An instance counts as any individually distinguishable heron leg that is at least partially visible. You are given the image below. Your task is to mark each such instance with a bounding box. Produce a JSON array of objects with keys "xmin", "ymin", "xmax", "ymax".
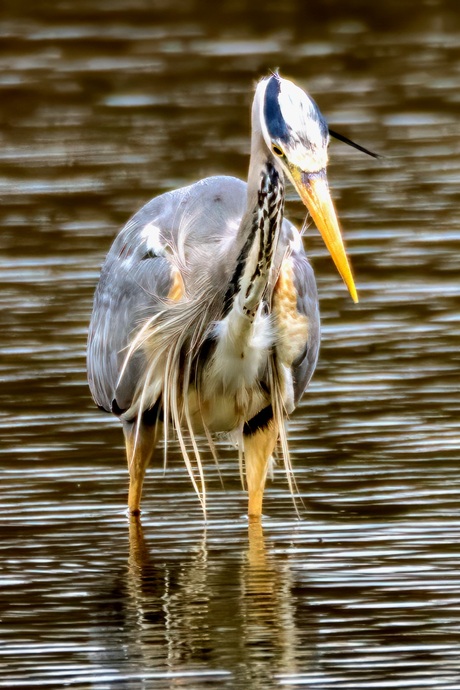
[
  {"xmin": 243, "ymin": 418, "xmax": 278, "ymax": 517},
  {"xmin": 123, "ymin": 419, "xmax": 160, "ymax": 515}
]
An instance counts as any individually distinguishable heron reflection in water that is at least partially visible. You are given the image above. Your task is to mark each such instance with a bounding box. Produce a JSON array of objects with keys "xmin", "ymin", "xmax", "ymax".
[
  {"xmin": 126, "ymin": 518, "xmax": 312, "ymax": 682},
  {"xmin": 87, "ymin": 73, "xmax": 377, "ymax": 517}
]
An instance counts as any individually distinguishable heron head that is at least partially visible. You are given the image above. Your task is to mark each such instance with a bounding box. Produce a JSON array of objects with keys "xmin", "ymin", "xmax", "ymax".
[{"xmin": 257, "ymin": 73, "xmax": 358, "ymax": 303}]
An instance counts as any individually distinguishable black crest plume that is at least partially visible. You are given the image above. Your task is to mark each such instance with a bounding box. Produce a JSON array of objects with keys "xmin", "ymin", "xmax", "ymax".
[{"xmin": 328, "ymin": 128, "xmax": 381, "ymax": 159}]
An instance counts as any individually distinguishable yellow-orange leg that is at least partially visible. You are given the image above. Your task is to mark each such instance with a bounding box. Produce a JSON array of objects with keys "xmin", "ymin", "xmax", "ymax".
[
  {"xmin": 123, "ymin": 420, "xmax": 160, "ymax": 515},
  {"xmin": 243, "ymin": 420, "xmax": 278, "ymax": 517}
]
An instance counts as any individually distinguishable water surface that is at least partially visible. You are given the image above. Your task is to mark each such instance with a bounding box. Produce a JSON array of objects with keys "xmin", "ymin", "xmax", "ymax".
[{"xmin": 1, "ymin": 1, "xmax": 460, "ymax": 688}]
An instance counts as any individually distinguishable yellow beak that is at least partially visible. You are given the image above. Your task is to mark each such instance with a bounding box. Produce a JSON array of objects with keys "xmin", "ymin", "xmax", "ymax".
[{"xmin": 295, "ymin": 169, "xmax": 358, "ymax": 303}]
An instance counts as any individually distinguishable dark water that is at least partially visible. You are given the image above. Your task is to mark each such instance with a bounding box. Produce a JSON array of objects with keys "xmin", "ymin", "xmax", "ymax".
[{"xmin": 1, "ymin": 1, "xmax": 460, "ymax": 687}]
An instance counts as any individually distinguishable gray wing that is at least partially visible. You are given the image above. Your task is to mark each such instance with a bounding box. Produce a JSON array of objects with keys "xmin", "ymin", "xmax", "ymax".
[
  {"xmin": 87, "ymin": 175, "xmax": 247, "ymax": 414},
  {"xmin": 291, "ymin": 249, "xmax": 320, "ymax": 404},
  {"xmin": 278, "ymin": 219, "xmax": 321, "ymax": 406},
  {"xmin": 87, "ymin": 236, "xmax": 173, "ymax": 414}
]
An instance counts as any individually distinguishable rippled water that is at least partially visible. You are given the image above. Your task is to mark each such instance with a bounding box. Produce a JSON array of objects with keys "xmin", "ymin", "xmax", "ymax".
[{"xmin": 1, "ymin": 1, "xmax": 460, "ymax": 688}]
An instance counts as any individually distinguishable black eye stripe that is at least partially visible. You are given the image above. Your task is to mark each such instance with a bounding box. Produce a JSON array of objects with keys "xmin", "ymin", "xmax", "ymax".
[{"xmin": 264, "ymin": 76, "xmax": 290, "ymax": 143}]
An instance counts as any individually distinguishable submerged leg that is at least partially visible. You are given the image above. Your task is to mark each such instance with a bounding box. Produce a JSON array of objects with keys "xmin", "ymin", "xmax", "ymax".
[
  {"xmin": 243, "ymin": 412, "xmax": 278, "ymax": 517},
  {"xmin": 123, "ymin": 419, "xmax": 161, "ymax": 515}
]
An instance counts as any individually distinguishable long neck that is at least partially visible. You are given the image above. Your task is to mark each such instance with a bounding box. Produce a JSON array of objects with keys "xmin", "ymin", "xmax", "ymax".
[
  {"xmin": 224, "ymin": 159, "xmax": 285, "ymax": 320},
  {"xmin": 203, "ymin": 118, "xmax": 285, "ymax": 397}
]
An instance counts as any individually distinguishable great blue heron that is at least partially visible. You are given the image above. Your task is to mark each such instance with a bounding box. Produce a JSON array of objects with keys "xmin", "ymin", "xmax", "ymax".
[{"xmin": 87, "ymin": 73, "xmax": 376, "ymax": 517}]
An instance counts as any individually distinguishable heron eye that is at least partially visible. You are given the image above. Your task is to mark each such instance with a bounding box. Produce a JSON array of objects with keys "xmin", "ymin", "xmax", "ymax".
[{"xmin": 272, "ymin": 144, "xmax": 284, "ymax": 157}]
